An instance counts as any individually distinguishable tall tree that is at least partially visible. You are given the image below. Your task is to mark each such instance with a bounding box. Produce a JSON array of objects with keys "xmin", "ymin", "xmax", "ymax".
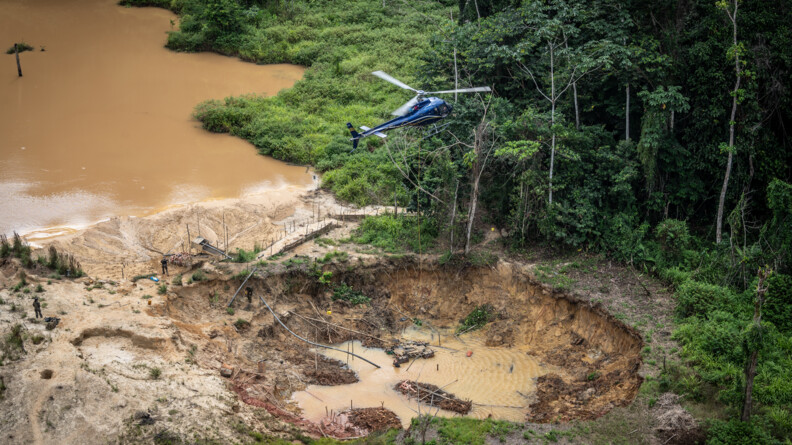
[
  {"xmin": 716, "ymin": 0, "xmax": 744, "ymax": 244},
  {"xmin": 513, "ymin": 1, "xmax": 615, "ymax": 203}
]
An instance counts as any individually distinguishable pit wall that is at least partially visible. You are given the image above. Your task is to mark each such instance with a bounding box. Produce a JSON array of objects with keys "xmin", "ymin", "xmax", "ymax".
[{"xmin": 333, "ymin": 260, "xmax": 643, "ymax": 359}]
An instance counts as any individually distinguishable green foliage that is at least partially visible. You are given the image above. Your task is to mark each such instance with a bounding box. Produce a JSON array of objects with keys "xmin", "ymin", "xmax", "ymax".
[
  {"xmin": 149, "ymin": 367, "xmax": 161, "ymax": 380},
  {"xmin": 655, "ymin": 219, "xmax": 691, "ymax": 260},
  {"xmin": 232, "ymin": 245, "xmax": 262, "ymax": 263},
  {"xmin": 763, "ymin": 274, "xmax": 792, "ymax": 333},
  {"xmin": 317, "ymin": 251, "xmax": 348, "ymax": 264},
  {"xmin": 226, "ymin": 307, "xmax": 235, "ymax": 315},
  {"xmin": 705, "ymin": 418, "xmax": 776, "ymax": 445},
  {"xmin": 172, "ymin": 274, "xmax": 183, "ymax": 286},
  {"xmin": 191, "ymin": 270, "xmax": 206, "ymax": 282},
  {"xmin": 234, "ymin": 318, "xmax": 249, "ymax": 330},
  {"xmin": 331, "ymin": 283, "xmax": 370, "ymax": 305},
  {"xmin": 457, "ymin": 304, "xmax": 493, "ymax": 333},
  {"xmin": 352, "ymin": 215, "xmax": 436, "ymax": 253},
  {"xmin": 674, "ymin": 280, "xmax": 743, "ymax": 319},
  {"xmin": 409, "ymin": 417, "xmax": 520, "ymax": 445},
  {"xmin": 5, "ymin": 42, "xmax": 34, "ymax": 54},
  {"xmin": 158, "ymin": 284, "xmax": 167, "ymax": 295}
]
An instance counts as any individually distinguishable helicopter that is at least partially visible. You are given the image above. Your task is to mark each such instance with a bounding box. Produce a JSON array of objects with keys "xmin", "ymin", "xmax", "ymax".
[{"xmin": 346, "ymin": 71, "xmax": 491, "ymax": 150}]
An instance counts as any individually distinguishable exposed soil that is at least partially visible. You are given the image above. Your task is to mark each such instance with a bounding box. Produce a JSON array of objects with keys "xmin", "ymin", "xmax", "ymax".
[
  {"xmin": 156, "ymin": 257, "xmax": 643, "ymax": 428},
  {"xmin": 346, "ymin": 407, "xmax": 402, "ymax": 432},
  {"xmin": 0, "ymin": 231, "xmax": 647, "ymax": 443}
]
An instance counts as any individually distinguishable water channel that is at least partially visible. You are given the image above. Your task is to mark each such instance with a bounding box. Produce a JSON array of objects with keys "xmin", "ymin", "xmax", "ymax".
[{"xmin": 0, "ymin": 0, "xmax": 313, "ymax": 236}]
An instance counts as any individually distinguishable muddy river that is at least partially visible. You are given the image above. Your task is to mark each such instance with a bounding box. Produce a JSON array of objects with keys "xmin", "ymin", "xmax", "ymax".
[
  {"xmin": 293, "ymin": 327, "xmax": 550, "ymax": 427},
  {"xmin": 0, "ymin": 0, "xmax": 313, "ymax": 236}
]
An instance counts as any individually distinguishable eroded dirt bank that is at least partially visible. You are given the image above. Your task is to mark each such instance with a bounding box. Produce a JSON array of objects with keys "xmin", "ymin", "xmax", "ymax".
[
  {"xmin": 165, "ymin": 258, "xmax": 644, "ymax": 427},
  {"xmin": 0, "ymin": 254, "xmax": 643, "ymax": 443}
]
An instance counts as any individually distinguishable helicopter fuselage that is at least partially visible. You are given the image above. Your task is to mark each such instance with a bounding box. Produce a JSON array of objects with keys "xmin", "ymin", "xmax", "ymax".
[{"xmin": 348, "ymin": 97, "xmax": 452, "ymax": 148}]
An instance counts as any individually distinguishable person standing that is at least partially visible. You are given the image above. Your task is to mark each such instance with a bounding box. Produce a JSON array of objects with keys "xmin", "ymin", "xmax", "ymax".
[
  {"xmin": 245, "ymin": 286, "xmax": 253, "ymax": 305},
  {"xmin": 160, "ymin": 257, "xmax": 169, "ymax": 276},
  {"xmin": 33, "ymin": 296, "xmax": 42, "ymax": 319}
]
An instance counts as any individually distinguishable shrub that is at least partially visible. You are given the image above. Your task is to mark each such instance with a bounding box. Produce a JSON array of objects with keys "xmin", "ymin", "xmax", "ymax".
[
  {"xmin": 191, "ymin": 270, "xmax": 206, "ymax": 282},
  {"xmin": 149, "ymin": 367, "xmax": 161, "ymax": 379},
  {"xmin": 655, "ymin": 219, "xmax": 691, "ymax": 257},
  {"xmin": 226, "ymin": 307, "xmax": 235, "ymax": 315},
  {"xmin": 763, "ymin": 273, "xmax": 792, "ymax": 334},
  {"xmin": 233, "ymin": 319, "xmax": 249, "ymax": 330},
  {"xmin": 457, "ymin": 305, "xmax": 493, "ymax": 333},
  {"xmin": 157, "ymin": 284, "xmax": 167, "ymax": 295},
  {"xmin": 332, "ymin": 283, "xmax": 370, "ymax": 305},
  {"xmin": 705, "ymin": 418, "xmax": 775, "ymax": 445},
  {"xmin": 659, "ymin": 266, "xmax": 691, "ymax": 287},
  {"xmin": 352, "ymin": 214, "xmax": 436, "ymax": 253},
  {"xmin": 674, "ymin": 280, "xmax": 741, "ymax": 319},
  {"xmin": 171, "ymin": 274, "xmax": 182, "ymax": 286},
  {"xmin": 232, "ymin": 246, "xmax": 261, "ymax": 263}
]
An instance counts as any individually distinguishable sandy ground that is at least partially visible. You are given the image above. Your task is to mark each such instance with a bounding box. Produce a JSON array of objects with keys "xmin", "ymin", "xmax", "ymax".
[
  {"xmin": 0, "ymin": 187, "xmax": 695, "ymax": 445},
  {"xmin": 33, "ymin": 186, "xmax": 374, "ymax": 280}
]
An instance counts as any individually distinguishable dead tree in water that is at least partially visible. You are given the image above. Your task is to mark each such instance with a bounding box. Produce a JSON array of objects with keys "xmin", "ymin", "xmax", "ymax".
[
  {"xmin": 6, "ymin": 43, "xmax": 33, "ymax": 77},
  {"xmin": 15, "ymin": 44, "xmax": 21, "ymax": 76}
]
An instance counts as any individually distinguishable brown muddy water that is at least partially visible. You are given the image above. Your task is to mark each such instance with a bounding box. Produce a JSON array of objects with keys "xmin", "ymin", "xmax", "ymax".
[
  {"xmin": 293, "ymin": 327, "xmax": 550, "ymax": 428},
  {"xmin": 0, "ymin": 0, "xmax": 313, "ymax": 236}
]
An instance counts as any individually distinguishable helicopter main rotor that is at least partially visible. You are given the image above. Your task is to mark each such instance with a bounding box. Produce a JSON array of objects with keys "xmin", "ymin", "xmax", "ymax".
[{"xmin": 371, "ymin": 71, "xmax": 491, "ymax": 116}]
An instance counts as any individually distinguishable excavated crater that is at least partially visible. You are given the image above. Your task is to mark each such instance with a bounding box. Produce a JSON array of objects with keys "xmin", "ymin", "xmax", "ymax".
[{"xmin": 164, "ymin": 258, "xmax": 643, "ymax": 435}]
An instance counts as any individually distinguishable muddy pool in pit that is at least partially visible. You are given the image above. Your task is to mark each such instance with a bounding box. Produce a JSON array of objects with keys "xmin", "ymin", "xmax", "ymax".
[
  {"xmin": 293, "ymin": 326, "xmax": 553, "ymax": 428},
  {"xmin": 0, "ymin": 0, "xmax": 313, "ymax": 236}
]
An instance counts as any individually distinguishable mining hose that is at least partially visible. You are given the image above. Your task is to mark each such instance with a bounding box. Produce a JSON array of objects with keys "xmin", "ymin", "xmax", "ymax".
[{"xmin": 258, "ymin": 295, "xmax": 381, "ymax": 369}]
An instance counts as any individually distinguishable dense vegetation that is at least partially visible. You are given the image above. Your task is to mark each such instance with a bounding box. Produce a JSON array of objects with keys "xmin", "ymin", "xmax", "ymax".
[{"xmin": 125, "ymin": 0, "xmax": 791, "ymax": 442}]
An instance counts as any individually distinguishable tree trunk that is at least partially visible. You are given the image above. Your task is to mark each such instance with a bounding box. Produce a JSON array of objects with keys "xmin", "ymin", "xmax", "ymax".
[
  {"xmin": 741, "ymin": 268, "xmax": 770, "ymax": 421},
  {"xmin": 625, "ymin": 82, "xmax": 630, "ymax": 140},
  {"xmin": 548, "ymin": 42, "xmax": 556, "ymax": 204},
  {"xmin": 716, "ymin": 0, "xmax": 741, "ymax": 244},
  {"xmin": 450, "ymin": 181, "xmax": 458, "ymax": 249},
  {"xmin": 572, "ymin": 81, "xmax": 579, "ymax": 130},
  {"xmin": 741, "ymin": 350, "xmax": 758, "ymax": 421},
  {"xmin": 464, "ymin": 176, "xmax": 479, "ymax": 255},
  {"xmin": 15, "ymin": 43, "xmax": 22, "ymax": 77}
]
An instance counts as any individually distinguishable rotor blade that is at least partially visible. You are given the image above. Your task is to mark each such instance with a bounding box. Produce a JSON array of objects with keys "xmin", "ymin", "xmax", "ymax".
[
  {"xmin": 391, "ymin": 95, "xmax": 420, "ymax": 116},
  {"xmin": 425, "ymin": 86, "xmax": 492, "ymax": 94},
  {"xmin": 372, "ymin": 71, "xmax": 418, "ymax": 92}
]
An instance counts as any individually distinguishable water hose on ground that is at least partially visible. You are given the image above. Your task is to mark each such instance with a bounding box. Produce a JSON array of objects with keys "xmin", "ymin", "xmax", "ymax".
[
  {"xmin": 258, "ymin": 294, "xmax": 381, "ymax": 369},
  {"xmin": 226, "ymin": 266, "xmax": 258, "ymax": 307}
]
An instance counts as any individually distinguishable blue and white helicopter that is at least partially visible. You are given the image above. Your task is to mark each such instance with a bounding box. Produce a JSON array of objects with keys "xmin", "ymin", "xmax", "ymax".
[{"xmin": 347, "ymin": 71, "xmax": 491, "ymax": 150}]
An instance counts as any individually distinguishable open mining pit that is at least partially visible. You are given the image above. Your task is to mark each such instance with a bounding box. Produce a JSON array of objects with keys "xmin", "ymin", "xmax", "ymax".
[{"xmin": 163, "ymin": 259, "xmax": 643, "ymax": 437}]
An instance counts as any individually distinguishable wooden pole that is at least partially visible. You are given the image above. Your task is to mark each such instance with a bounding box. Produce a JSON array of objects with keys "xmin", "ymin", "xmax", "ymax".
[
  {"xmin": 186, "ymin": 224, "xmax": 192, "ymax": 254},
  {"xmin": 15, "ymin": 44, "xmax": 22, "ymax": 77}
]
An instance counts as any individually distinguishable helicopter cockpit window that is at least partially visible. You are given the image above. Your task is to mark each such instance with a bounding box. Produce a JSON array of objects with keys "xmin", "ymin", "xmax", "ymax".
[{"xmin": 439, "ymin": 104, "xmax": 450, "ymax": 114}]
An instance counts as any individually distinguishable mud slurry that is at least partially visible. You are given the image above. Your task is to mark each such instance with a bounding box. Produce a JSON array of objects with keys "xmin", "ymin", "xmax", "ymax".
[
  {"xmin": 0, "ymin": 256, "xmax": 642, "ymax": 443},
  {"xmin": 163, "ymin": 258, "xmax": 643, "ymax": 437}
]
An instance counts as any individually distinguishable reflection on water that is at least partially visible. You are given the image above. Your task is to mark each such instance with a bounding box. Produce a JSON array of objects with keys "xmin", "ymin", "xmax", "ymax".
[
  {"xmin": 292, "ymin": 327, "xmax": 549, "ymax": 428},
  {"xmin": 0, "ymin": 0, "xmax": 312, "ymax": 236}
]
